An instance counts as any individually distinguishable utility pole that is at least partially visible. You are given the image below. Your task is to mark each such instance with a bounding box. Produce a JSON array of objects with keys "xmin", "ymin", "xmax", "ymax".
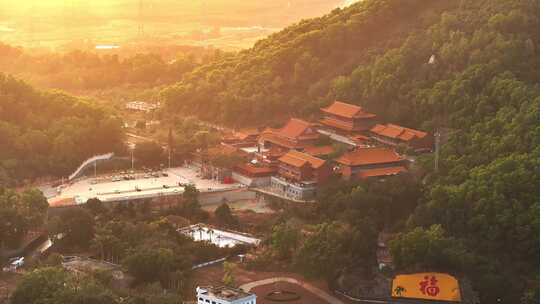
[
  {"xmin": 94, "ymin": 160, "xmax": 97, "ymax": 178},
  {"xmin": 168, "ymin": 128, "xmax": 174, "ymax": 169},
  {"xmin": 434, "ymin": 129, "xmax": 441, "ymax": 173},
  {"xmin": 168, "ymin": 149, "xmax": 171, "ymax": 169},
  {"xmin": 129, "ymin": 143, "xmax": 136, "ymax": 170}
]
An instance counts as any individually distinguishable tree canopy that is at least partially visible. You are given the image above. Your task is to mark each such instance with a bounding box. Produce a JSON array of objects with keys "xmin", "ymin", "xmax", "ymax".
[
  {"xmin": 0, "ymin": 74, "xmax": 124, "ymax": 183},
  {"xmin": 0, "ymin": 187, "xmax": 48, "ymax": 249},
  {"xmin": 158, "ymin": 0, "xmax": 540, "ymax": 301}
]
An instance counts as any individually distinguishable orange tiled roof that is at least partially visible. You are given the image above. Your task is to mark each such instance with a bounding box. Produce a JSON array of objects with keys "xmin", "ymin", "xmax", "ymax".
[
  {"xmin": 279, "ymin": 150, "xmax": 326, "ymax": 169},
  {"xmin": 303, "ymin": 145, "xmax": 335, "ymax": 157},
  {"xmin": 321, "ymin": 101, "xmax": 376, "ymax": 119},
  {"xmin": 349, "ymin": 134, "xmax": 370, "ymax": 142},
  {"xmin": 370, "ymin": 124, "xmax": 428, "ymax": 142},
  {"xmin": 358, "ymin": 166, "xmax": 406, "ymax": 178},
  {"xmin": 266, "ymin": 146, "xmax": 288, "ymax": 157},
  {"xmin": 279, "ymin": 154, "xmax": 309, "ymax": 168},
  {"xmin": 336, "ymin": 147, "xmax": 403, "ymax": 166},
  {"xmin": 260, "ymin": 118, "xmax": 318, "ymax": 148},
  {"xmin": 278, "ymin": 118, "xmax": 316, "ymax": 139},
  {"xmin": 259, "ymin": 132, "xmax": 298, "ymax": 149},
  {"xmin": 235, "ymin": 128, "xmax": 260, "ymax": 140},
  {"xmin": 234, "ymin": 163, "xmax": 277, "ymax": 175},
  {"xmin": 319, "ymin": 117, "xmax": 356, "ymax": 131}
]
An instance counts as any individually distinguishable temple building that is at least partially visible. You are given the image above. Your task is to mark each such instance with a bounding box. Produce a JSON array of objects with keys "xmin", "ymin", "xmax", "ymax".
[
  {"xmin": 303, "ymin": 145, "xmax": 335, "ymax": 159},
  {"xmin": 336, "ymin": 147, "xmax": 407, "ymax": 180},
  {"xmin": 320, "ymin": 101, "xmax": 377, "ymax": 132},
  {"xmin": 223, "ymin": 128, "xmax": 261, "ymax": 146},
  {"xmin": 258, "ymin": 118, "xmax": 319, "ymax": 151},
  {"xmin": 370, "ymin": 124, "xmax": 433, "ymax": 152},
  {"xmin": 232, "ymin": 163, "xmax": 277, "ymax": 187},
  {"xmin": 192, "ymin": 145, "xmax": 244, "ymax": 182},
  {"xmin": 270, "ymin": 150, "xmax": 331, "ymax": 201}
]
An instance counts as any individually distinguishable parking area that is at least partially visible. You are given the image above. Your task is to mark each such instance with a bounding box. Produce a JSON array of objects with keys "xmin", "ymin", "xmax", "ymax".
[{"xmin": 48, "ymin": 166, "xmax": 244, "ymax": 207}]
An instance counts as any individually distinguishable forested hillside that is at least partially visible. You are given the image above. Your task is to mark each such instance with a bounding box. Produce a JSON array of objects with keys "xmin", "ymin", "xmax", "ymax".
[
  {"xmin": 161, "ymin": 0, "xmax": 540, "ymax": 302},
  {"xmin": 160, "ymin": 0, "xmax": 454, "ymax": 126},
  {"xmin": 0, "ymin": 74, "xmax": 124, "ymax": 184}
]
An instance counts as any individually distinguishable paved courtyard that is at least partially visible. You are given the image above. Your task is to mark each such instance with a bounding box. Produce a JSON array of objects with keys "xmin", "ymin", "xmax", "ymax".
[{"xmin": 48, "ymin": 166, "xmax": 244, "ymax": 207}]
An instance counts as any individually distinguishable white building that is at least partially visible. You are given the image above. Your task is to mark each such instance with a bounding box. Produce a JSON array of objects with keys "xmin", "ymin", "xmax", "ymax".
[
  {"xmin": 196, "ymin": 286, "xmax": 256, "ymax": 304},
  {"xmin": 179, "ymin": 224, "xmax": 261, "ymax": 248},
  {"xmin": 125, "ymin": 101, "xmax": 159, "ymax": 112}
]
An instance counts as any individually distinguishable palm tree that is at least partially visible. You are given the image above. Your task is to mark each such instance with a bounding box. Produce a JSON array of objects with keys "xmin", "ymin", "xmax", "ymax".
[
  {"xmin": 394, "ymin": 286, "xmax": 406, "ymax": 297},
  {"xmin": 197, "ymin": 225, "xmax": 205, "ymax": 241},
  {"xmin": 208, "ymin": 228, "xmax": 215, "ymax": 243}
]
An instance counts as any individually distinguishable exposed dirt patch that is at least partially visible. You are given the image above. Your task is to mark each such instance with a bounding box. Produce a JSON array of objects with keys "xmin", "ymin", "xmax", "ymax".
[
  {"xmin": 0, "ymin": 272, "xmax": 22, "ymax": 303},
  {"xmin": 186, "ymin": 261, "xmax": 331, "ymax": 301},
  {"xmin": 252, "ymin": 281, "xmax": 328, "ymax": 304}
]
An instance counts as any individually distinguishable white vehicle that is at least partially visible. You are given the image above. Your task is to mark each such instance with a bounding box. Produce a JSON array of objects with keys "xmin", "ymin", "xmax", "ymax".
[{"xmin": 3, "ymin": 257, "xmax": 24, "ymax": 272}]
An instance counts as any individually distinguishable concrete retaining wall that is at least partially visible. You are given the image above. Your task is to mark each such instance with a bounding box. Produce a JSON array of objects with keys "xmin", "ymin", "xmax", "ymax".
[
  {"xmin": 199, "ymin": 189, "xmax": 256, "ymax": 205},
  {"xmin": 232, "ymin": 172, "xmax": 271, "ymax": 187}
]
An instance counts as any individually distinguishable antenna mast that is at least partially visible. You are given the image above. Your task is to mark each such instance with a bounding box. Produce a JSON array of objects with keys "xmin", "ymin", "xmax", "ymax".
[
  {"xmin": 434, "ymin": 130, "xmax": 441, "ymax": 173},
  {"xmin": 138, "ymin": 0, "xmax": 145, "ymax": 37}
]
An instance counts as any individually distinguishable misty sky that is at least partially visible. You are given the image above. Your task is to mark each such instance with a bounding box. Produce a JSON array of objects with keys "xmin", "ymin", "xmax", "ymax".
[{"xmin": 0, "ymin": 1, "xmax": 359, "ymax": 49}]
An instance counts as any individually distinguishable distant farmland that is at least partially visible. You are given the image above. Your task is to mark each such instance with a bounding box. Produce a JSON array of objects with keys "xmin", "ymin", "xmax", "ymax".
[{"xmin": 0, "ymin": 0, "xmax": 351, "ymax": 50}]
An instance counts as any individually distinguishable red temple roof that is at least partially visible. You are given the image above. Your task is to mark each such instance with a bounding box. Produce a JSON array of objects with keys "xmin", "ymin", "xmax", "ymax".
[
  {"xmin": 303, "ymin": 145, "xmax": 335, "ymax": 157},
  {"xmin": 370, "ymin": 124, "xmax": 428, "ymax": 142},
  {"xmin": 321, "ymin": 101, "xmax": 376, "ymax": 119},
  {"xmin": 234, "ymin": 163, "xmax": 277, "ymax": 176},
  {"xmin": 336, "ymin": 147, "xmax": 403, "ymax": 166},
  {"xmin": 234, "ymin": 128, "xmax": 260, "ymax": 141},
  {"xmin": 260, "ymin": 118, "xmax": 318, "ymax": 149},
  {"xmin": 279, "ymin": 154, "xmax": 308, "ymax": 168},
  {"xmin": 259, "ymin": 133, "xmax": 298, "ymax": 149},
  {"xmin": 358, "ymin": 166, "xmax": 406, "ymax": 178},
  {"xmin": 277, "ymin": 118, "xmax": 316, "ymax": 139},
  {"xmin": 349, "ymin": 134, "xmax": 370, "ymax": 143},
  {"xmin": 319, "ymin": 117, "xmax": 356, "ymax": 131},
  {"xmin": 279, "ymin": 150, "xmax": 326, "ymax": 169}
]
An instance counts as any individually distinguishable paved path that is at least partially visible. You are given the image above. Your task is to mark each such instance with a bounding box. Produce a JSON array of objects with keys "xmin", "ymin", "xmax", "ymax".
[{"xmin": 240, "ymin": 277, "xmax": 345, "ymax": 304}]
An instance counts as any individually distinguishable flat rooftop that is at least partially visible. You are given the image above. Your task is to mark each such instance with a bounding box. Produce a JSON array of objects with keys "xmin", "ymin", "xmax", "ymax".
[
  {"xmin": 179, "ymin": 223, "xmax": 261, "ymax": 248},
  {"xmin": 197, "ymin": 286, "xmax": 255, "ymax": 302}
]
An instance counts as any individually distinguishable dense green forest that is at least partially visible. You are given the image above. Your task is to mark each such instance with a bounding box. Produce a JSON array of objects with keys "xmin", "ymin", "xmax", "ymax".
[
  {"xmin": 0, "ymin": 42, "xmax": 228, "ymax": 92},
  {"xmin": 0, "ymin": 188, "xmax": 48, "ymax": 250},
  {"xmin": 0, "ymin": 43, "xmax": 226, "ymax": 92},
  {"xmin": 9, "ymin": 187, "xmax": 242, "ymax": 304},
  {"xmin": 0, "ymin": 74, "xmax": 124, "ymax": 184},
  {"xmin": 160, "ymin": 0, "xmax": 540, "ymax": 302}
]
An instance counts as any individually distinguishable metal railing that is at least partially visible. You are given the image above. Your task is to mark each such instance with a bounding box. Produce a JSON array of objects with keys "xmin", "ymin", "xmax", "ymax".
[{"xmin": 68, "ymin": 153, "xmax": 114, "ymax": 180}]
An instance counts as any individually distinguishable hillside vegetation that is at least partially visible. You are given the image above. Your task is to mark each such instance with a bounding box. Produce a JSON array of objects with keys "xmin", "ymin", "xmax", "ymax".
[
  {"xmin": 161, "ymin": 0, "xmax": 540, "ymax": 302},
  {"xmin": 160, "ymin": 0, "xmax": 453, "ymax": 126},
  {"xmin": 0, "ymin": 74, "xmax": 124, "ymax": 184},
  {"xmin": 0, "ymin": 44, "xmax": 221, "ymax": 92}
]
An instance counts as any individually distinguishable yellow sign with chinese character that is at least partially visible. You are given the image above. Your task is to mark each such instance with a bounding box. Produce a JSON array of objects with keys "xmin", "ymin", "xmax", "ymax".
[{"xmin": 391, "ymin": 272, "xmax": 461, "ymax": 302}]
